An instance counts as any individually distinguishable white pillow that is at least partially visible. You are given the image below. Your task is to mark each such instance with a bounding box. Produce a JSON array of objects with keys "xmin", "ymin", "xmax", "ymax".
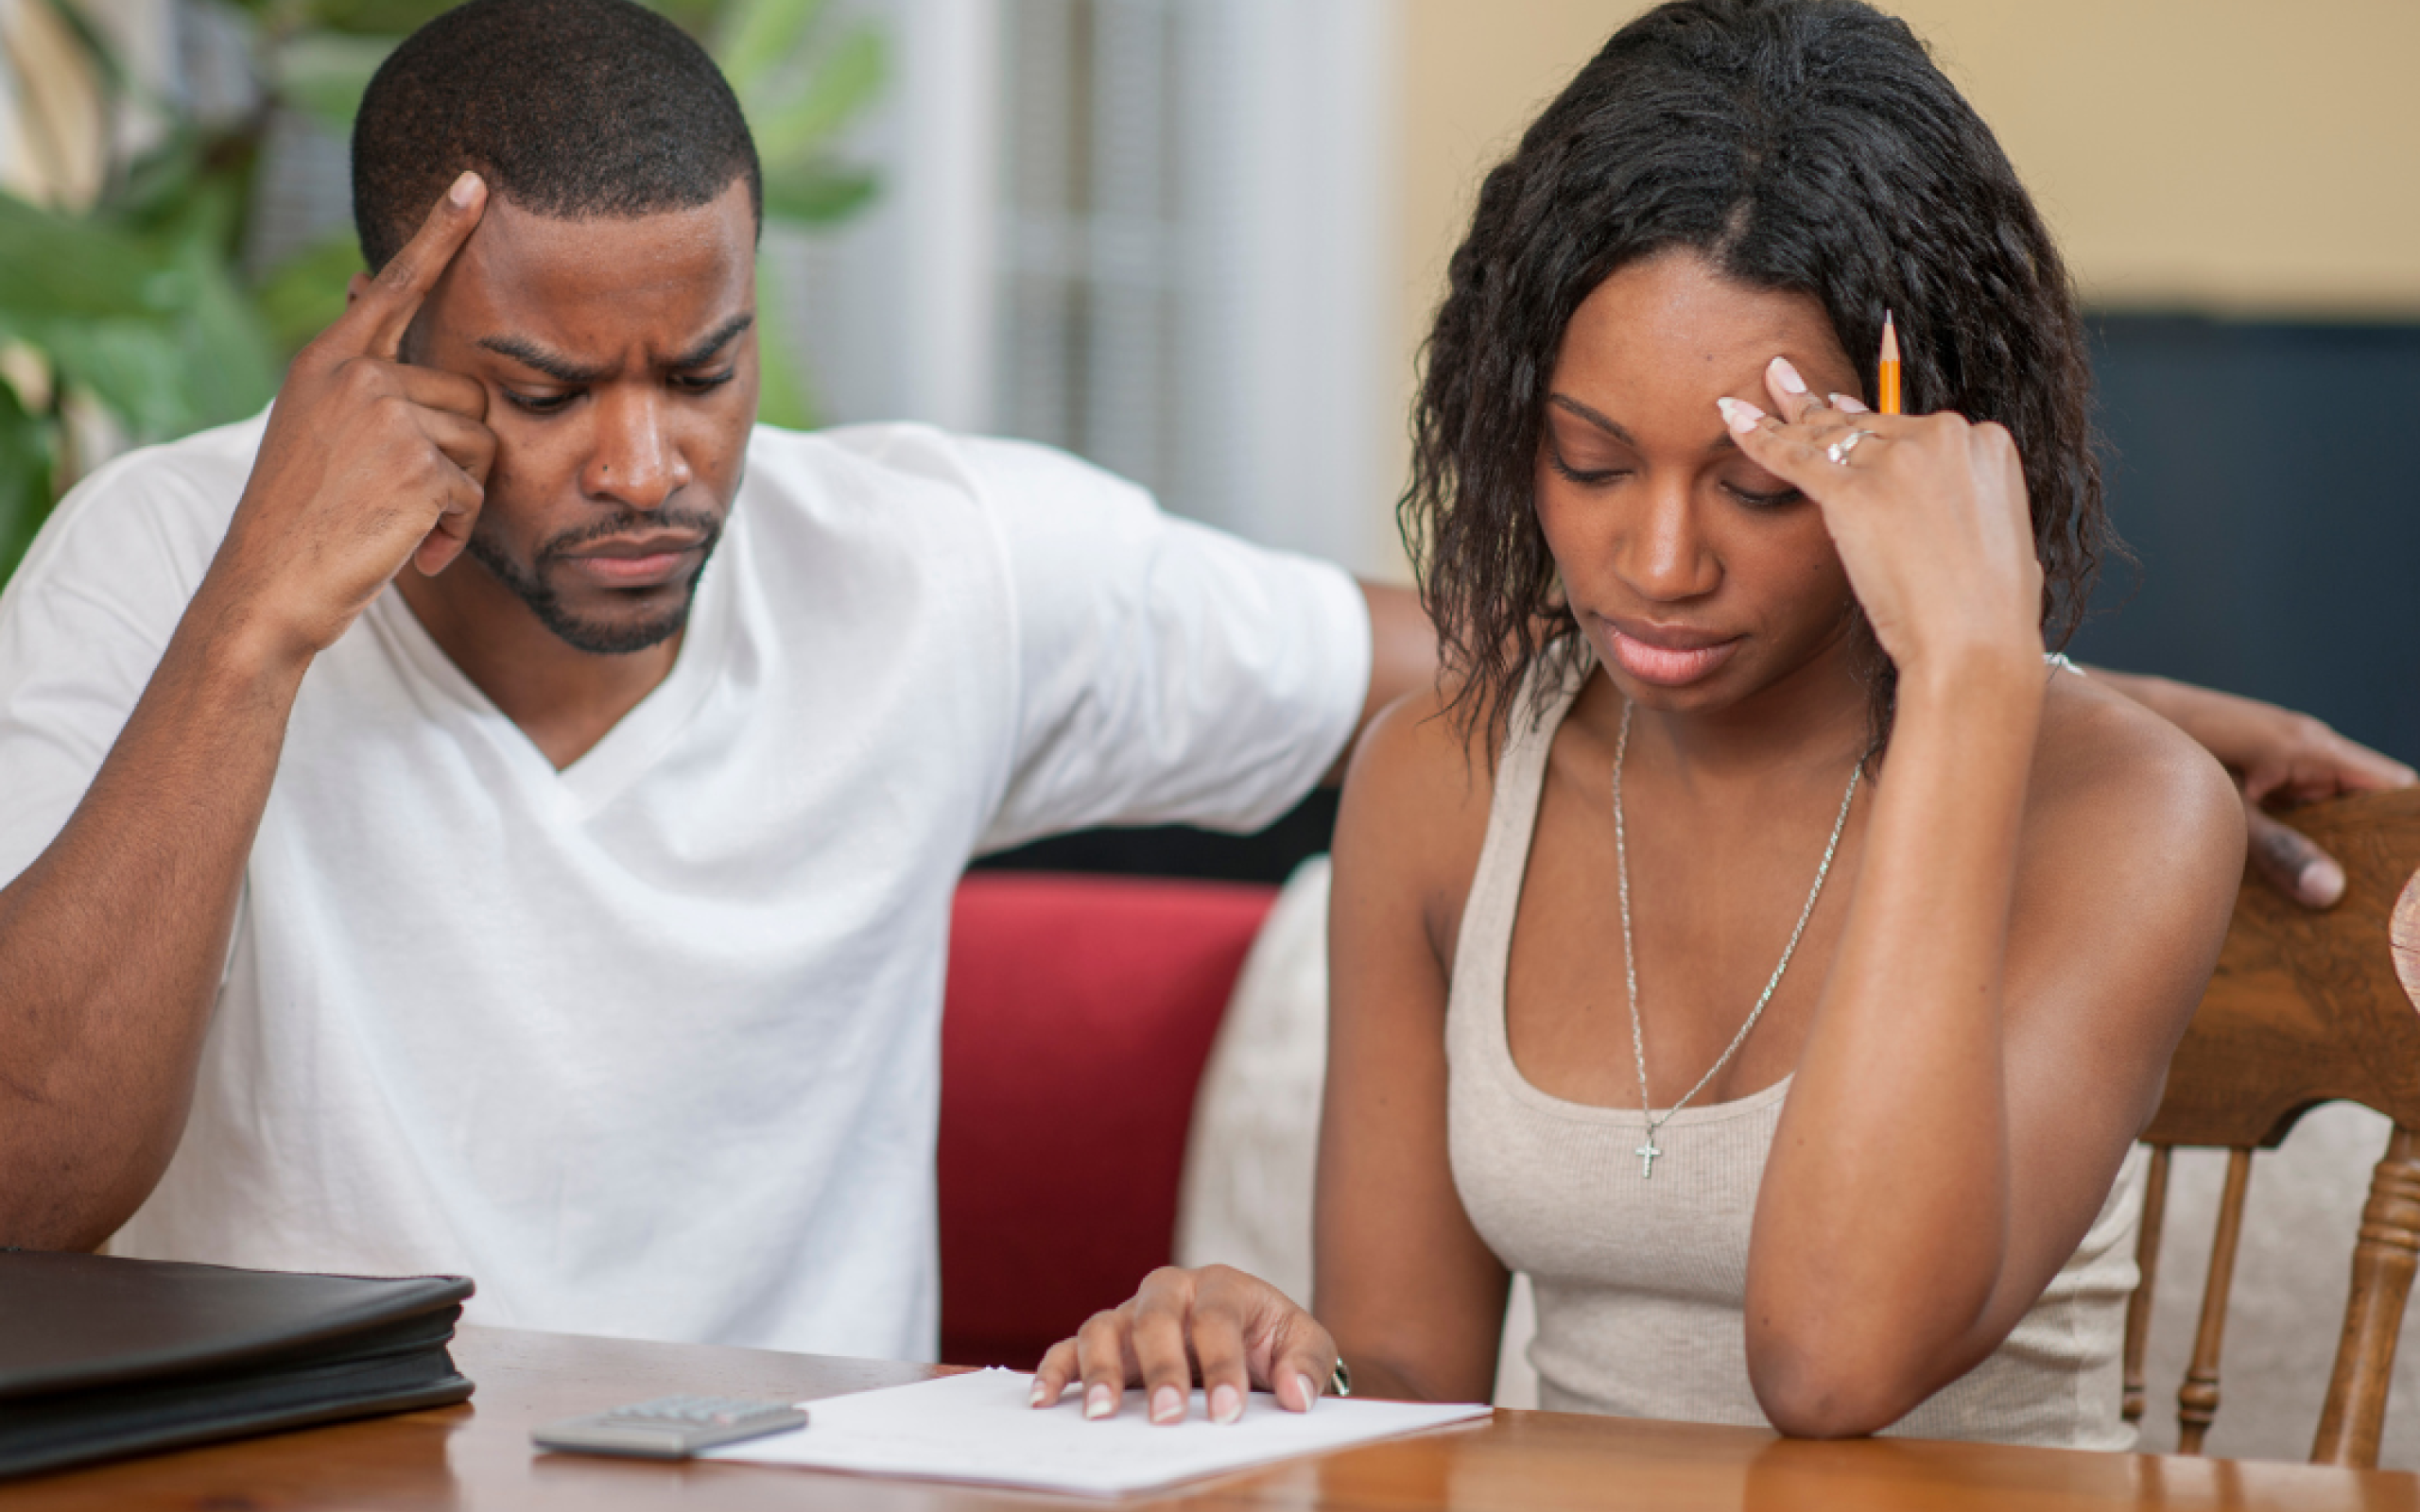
[{"xmin": 1173, "ymin": 856, "xmax": 1330, "ymax": 1312}]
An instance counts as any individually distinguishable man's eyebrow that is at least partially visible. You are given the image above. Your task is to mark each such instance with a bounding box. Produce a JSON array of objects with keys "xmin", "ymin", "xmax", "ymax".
[
  {"xmin": 667, "ymin": 313, "xmax": 754, "ymax": 370},
  {"xmin": 476, "ymin": 335, "xmax": 611, "ymax": 385},
  {"xmin": 473, "ymin": 314, "xmax": 755, "ymax": 385}
]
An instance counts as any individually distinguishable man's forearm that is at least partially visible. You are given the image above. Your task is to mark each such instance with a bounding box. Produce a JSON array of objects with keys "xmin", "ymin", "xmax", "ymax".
[
  {"xmin": 0, "ymin": 581, "xmax": 308, "ymax": 1248},
  {"xmin": 0, "ymin": 176, "xmax": 509, "ymax": 1248},
  {"xmin": 2080, "ymin": 667, "xmax": 2203, "ymax": 730},
  {"xmin": 1334, "ymin": 582, "xmax": 1438, "ymax": 783},
  {"xmin": 2081, "ymin": 665, "xmax": 2299, "ymax": 772}
]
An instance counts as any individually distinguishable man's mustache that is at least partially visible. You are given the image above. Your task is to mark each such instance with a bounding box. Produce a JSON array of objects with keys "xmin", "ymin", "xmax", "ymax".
[{"xmin": 535, "ymin": 507, "xmax": 724, "ymax": 562}]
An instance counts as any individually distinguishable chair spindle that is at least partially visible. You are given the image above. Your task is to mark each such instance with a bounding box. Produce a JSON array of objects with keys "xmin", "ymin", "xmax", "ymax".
[
  {"xmin": 2124, "ymin": 795, "xmax": 2420, "ymax": 1462},
  {"xmin": 2176, "ymin": 1147, "xmax": 2254, "ymax": 1454},
  {"xmin": 2123, "ymin": 1145, "xmax": 2172, "ymax": 1426},
  {"xmin": 2311, "ymin": 1124, "xmax": 2420, "ymax": 1468}
]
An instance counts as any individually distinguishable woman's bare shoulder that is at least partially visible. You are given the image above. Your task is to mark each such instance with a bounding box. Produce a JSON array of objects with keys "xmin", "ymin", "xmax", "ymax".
[
  {"xmin": 1334, "ymin": 680, "xmax": 1501, "ymax": 947},
  {"xmin": 1987, "ymin": 668, "xmax": 2249, "ymax": 1143},
  {"xmin": 2020, "ymin": 666, "xmax": 2247, "ymax": 959},
  {"xmin": 2031, "ymin": 668, "xmax": 2244, "ymax": 849}
]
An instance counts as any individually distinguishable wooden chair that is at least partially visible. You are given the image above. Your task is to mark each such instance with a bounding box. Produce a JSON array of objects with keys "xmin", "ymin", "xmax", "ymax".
[{"xmin": 2123, "ymin": 784, "xmax": 2420, "ymax": 1468}]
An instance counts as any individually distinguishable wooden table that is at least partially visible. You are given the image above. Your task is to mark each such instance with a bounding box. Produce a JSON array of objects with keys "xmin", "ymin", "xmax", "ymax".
[{"xmin": 6, "ymin": 1327, "xmax": 2415, "ymax": 1509}]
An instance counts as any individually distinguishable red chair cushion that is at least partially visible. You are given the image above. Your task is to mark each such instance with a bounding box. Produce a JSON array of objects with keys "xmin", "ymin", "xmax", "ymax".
[{"xmin": 938, "ymin": 872, "xmax": 1279, "ymax": 1368}]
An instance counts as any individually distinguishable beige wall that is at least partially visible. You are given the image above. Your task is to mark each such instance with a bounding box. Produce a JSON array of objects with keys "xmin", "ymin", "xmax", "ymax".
[
  {"xmin": 1386, "ymin": 1, "xmax": 2420, "ymax": 559},
  {"xmin": 1401, "ymin": 1, "xmax": 2420, "ymax": 333},
  {"xmin": 1895, "ymin": 0, "xmax": 2420, "ymax": 316}
]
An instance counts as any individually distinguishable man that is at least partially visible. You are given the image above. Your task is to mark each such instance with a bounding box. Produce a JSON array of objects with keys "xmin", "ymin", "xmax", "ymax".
[
  {"xmin": 0, "ymin": 0, "xmax": 1426, "ymax": 1361},
  {"xmin": 0, "ymin": 0, "xmax": 2398, "ymax": 1364}
]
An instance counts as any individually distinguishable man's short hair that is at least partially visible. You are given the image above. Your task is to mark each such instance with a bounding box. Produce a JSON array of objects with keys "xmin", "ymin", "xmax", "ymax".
[{"xmin": 352, "ymin": 0, "xmax": 762, "ymax": 272}]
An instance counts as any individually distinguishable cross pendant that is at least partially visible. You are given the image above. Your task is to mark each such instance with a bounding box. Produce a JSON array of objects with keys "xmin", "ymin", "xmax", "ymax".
[{"xmin": 1636, "ymin": 1136, "xmax": 1662, "ymax": 1178}]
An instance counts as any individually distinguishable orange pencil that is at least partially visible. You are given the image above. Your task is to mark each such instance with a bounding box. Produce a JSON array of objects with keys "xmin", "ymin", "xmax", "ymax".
[{"xmin": 1877, "ymin": 310, "xmax": 1902, "ymax": 415}]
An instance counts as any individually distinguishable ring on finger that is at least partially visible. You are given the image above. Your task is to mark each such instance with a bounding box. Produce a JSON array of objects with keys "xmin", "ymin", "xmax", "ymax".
[{"xmin": 1825, "ymin": 428, "xmax": 1876, "ymax": 466}]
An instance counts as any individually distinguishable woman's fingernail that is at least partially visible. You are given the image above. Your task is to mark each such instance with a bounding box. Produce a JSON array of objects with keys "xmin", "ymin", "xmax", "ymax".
[
  {"xmin": 1829, "ymin": 392, "xmax": 1871, "ymax": 413},
  {"xmin": 1210, "ymin": 1383, "xmax": 1243, "ymax": 1424},
  {"xmin": 1770, "ymin": 356, "xmax": 1807, "ymax": 394},
  {"xmin": 1718, "ymin": 397, "xmax": 1764, "ymax": 435},
  {"xmin": 1030, "ymin": 1381, "xmax": 1049, "ymax": 1407},
  {"xmin": 1151, "ymin": 1385, "xmax": 1184, "ymax": 1423},
  {"xmin": 2300, "ymin": 856, "xmax": 2346, "ymax": 904},
  {"xmin": 448, "ymin": 170, "xmax": 480, "ymax": 207},
  {"xmin": 1296, "ymin": 1373, "xmax": 1321, "ymax": 1411},
  {"xmin": 1085, "ymin": 1384, "xmax": 1115, "ymax": 1419}
]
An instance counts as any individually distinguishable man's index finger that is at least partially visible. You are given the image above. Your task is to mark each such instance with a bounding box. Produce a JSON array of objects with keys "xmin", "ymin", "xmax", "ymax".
[{"xmin": 354, "ymin": 170, "xmax": 489, "ymax": 360}]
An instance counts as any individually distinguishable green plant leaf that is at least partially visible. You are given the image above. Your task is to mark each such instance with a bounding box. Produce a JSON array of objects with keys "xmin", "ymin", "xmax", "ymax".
[
  {"xmin": 297, "ymin": 0, "xmax": 456, "ymax": 38},
  {"xmin": 255, "ymin": 232, "xmax": 362, "ymax": 355},
  {"xmin": 0, "ymin": 381, "xmax": 58, "ymax": 586},
  {"xmin": 749, "ymin": 21, "xmax": 884, "ymax": 164},
  {"xmin": 0, "ymin": 193, "xmax": 183, "ymax": 320},
  {"xmin": 0, "ymin": 194, "xmax": 220, "ymax": 439},
  {"xmin": 110, "ymin": 129, "xmax": 214, "ymax": 226},
  {"xmin": 712, "ymin": 0, "xmax": 826, "ymax": 96},
  {"xmin": 760, "ymin": 161, "xmax": 877, "ymax": 225},
  {"xmin": 274, "ymin": 30, "xmax": 403, "ymax": 134},
  {"xmin": 176, "ymin": 249, "xmax": 282, "ymax": 425},
  {"xmin": 38, "ymin": 319, "xmax": 199, "ymax": 439},
  {"xmin": 641, "ymin": 0, "xmax": 719, "ymax": 41},
  {"xmin": 752, "ymin": 259, "xmax": 816, "ymax": 430},
  {"xmin": 137, "ymin": 180, "xmax": 283, "ymax": 424}
]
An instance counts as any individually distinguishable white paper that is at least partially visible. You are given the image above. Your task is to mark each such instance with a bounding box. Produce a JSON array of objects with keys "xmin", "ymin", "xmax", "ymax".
[{"xmin": 698, "ymin": 1367, "xmax": 1492, "ymax": 1499}]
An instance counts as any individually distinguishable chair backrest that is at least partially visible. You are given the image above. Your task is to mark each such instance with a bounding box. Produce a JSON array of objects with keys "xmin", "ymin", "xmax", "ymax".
[
  {"xmin": 2124, "ymin": 785, "xmax": 2420, "ymax": 1468},
  {"xmin": 935, "ymin": 871, "xmax": 1278, "ymax": 1369}
]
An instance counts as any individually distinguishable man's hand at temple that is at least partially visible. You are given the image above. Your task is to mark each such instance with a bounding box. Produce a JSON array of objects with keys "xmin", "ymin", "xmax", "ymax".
[{"xmin": 223, "ymin": 170, "xmax": 495, "ymax": 659}]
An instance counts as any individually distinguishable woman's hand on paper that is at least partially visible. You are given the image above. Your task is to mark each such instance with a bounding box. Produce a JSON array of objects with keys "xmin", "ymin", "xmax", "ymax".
[
  {"xmin": 1719, "ymin": 357, "xmax": 2045, "ymax": 690},
  {"xmin": 1030, "ymin": 1265, "xmax": 1339, "ymax": 1425}
]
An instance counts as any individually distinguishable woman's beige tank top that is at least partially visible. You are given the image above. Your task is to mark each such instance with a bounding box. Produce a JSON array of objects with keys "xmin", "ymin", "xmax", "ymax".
[{"xmin": 1444, "ymin": 657, "xmax": 2145, "ymax": 1448}]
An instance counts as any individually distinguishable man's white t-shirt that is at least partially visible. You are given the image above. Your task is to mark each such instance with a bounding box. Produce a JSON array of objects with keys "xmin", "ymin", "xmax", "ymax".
[{"xmin": 0, "ymin": 414, "xmax": 1368, "ymax": 1361}]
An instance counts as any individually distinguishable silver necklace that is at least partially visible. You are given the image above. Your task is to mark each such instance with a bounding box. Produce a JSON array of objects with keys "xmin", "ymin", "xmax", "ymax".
[{"xmin": 1613, "ymin": 702, "xmax": 1860, "ymax": 1178}]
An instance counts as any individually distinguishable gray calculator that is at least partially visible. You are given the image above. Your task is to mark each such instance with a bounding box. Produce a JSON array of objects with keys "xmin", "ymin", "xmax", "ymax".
[{"xmin": 531, "ymin": 1395, "xmax": 809, "ymax": 1459}]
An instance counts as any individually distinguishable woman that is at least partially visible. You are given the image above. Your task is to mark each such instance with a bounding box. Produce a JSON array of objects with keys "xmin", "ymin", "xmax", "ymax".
[{"xmin": 1031, "ymin": 0, "xmax": 2252, "ymax": 1444}]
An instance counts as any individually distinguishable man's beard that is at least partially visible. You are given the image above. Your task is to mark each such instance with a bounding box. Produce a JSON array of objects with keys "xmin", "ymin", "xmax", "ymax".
[{"xmin": 466, "ymin": 508, "xmax": 725, "ymax": 655}]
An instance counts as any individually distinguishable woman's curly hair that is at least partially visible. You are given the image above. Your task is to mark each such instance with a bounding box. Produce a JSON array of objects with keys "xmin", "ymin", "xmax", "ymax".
[{"xmin": 1402, "ymin": 0, "xmax": 2118, "ymax": 754}]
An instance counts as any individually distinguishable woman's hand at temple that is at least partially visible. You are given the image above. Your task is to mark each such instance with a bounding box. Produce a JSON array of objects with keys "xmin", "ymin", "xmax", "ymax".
[
  {"xmin": 1718, "ymin": 357, "xmax": 2044, "ymax": 688},
  {"xmin": 1717, "ymin": 364, "xmax": 2419, "ymax": 908},
  {"xmin": 1029, "ymin": 1265, "xmax": 1340, "ymax": 1425}
]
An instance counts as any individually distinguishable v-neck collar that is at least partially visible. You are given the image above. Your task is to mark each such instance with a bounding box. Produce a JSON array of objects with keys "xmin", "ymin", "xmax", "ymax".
[{"xmin": 369, "ymin": 517, "xmax": 739, "ymax": 821}]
